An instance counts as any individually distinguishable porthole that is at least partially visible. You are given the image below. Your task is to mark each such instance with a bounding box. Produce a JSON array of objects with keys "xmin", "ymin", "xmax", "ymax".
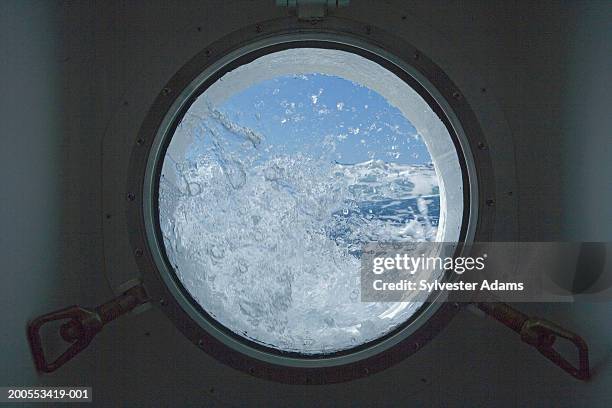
[
  {"xmin": 158, "ymin": 47, "xmax": 465, "ymax": 354},
  {"xmin": 128, "ymin": 24, "xmax": 486, "ymax": 383}
]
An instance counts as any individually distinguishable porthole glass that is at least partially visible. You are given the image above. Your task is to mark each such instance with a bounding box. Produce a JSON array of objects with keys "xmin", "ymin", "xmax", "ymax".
[{"xmin": 157, "ymin": 48, "xmax": 465, "ymax": 354}]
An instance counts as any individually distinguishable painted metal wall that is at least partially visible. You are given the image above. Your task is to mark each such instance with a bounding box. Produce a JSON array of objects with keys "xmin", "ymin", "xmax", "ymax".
[{"xmin": 2, "ymin": 1, "xmax": 611, "ymax": 406}]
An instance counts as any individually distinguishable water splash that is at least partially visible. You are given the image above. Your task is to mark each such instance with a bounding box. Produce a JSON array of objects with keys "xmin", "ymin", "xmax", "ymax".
[{"xmin": 159, "ymin": 97, "xmax": 441, "ymax": 354}]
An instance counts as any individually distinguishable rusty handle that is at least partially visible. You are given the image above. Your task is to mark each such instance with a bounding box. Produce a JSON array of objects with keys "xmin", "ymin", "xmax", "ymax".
[
  {"xmin": 27, "ymin": 285, "xmax": 148, "ymax": 373},
  {"xmin": 477, "ymin": 302, "xmax": 590, "ymax": 381}
]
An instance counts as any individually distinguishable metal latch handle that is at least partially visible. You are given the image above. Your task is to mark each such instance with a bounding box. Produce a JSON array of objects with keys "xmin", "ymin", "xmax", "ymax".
[
  {"xmin": 477, "ymin": 302, "xmax": 590, "ymax": 381},
  {"xmin": 27, "ymin": 285, "xmax": 149, "ymax": 373}
]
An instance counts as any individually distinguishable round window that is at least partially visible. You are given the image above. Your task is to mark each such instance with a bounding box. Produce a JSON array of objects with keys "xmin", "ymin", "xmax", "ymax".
[{"xmin": 155, "ymin": 47, "xmax": 467, "ymax": 355}]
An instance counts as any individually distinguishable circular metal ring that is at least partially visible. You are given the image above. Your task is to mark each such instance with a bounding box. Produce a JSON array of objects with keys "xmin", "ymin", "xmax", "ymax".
[{"xmin": 127, "ymin": 17, "xmax": 495, "ymax": 384}]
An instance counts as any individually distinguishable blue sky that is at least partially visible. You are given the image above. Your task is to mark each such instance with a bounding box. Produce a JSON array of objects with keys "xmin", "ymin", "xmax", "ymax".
[{"xmin": 217, "ymin": 73, "xmax": 432, "ymax": 166}]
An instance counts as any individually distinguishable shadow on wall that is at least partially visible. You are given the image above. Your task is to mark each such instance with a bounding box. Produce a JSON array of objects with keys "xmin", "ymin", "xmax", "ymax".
[
  {"xmin": 1, "ymin": 0, "xmax": 109, "ymax": 387},
  {"xmin": 559, "ymin": 3, "xmax": 612, "ymax": 242}
]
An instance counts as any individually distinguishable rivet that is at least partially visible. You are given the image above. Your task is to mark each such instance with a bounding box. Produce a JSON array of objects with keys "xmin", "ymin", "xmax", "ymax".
[
  {"xmin": 159, "ymin": 298, "xmax": 166, "ymax": 306},
  {"xmin": 136, "ymin": 138, "xmax": 144, "ymax": 146},
  {"xmin": 401, "ymin": 15, "xmax": 407, "ymax": 20},
  {"xmin": 105, "ymin": 213, "xmax": 112, "ymax": 219},
  {"xmin": 196, "ymin": 26, "xmax": 202, "ymax": 32},
  {"xmin": 507, "ymin": 191, "xmax": 514, "ymax": 196},
  {"xmin": 205, "ymin": 49, "xmax": 212, "ymax": 57},
  {"xmin": 481, "ymin": 87, "xmax": 487, "ymax": 93},
  {"xmin": 127, "ymin": 192, "xmax": 136, "ymax": 201},
  {"xmin": 477, "ymin": 142, "xmax": 488, "ymax": 150},
  {"xmin": 486, "ymin": 199, "xmax": 496, "ymax": 207},
  {"xmin": 363, "ymin": 368, "xmax": 370, "ymax": 375},
  {"xmin": 255, "ymin": 24, "xmax": 262, "ymax": 33},
  {"xmin": 198, "ymin": 339, "xmax": 204, "ymax": 347},
  {"xmin": 452, "ymin": 91, "xmax": 461, "ymax": 100},
  {"xmin": 414, "ymin": 52, "xmax": 420, "ymax": 60},
  {"xmin": 134, "ymin": 248, "xmax": 143, "ymax": 257},
  {"xmin": 365, "ymin": 25, "xmax": 372, "ymax": 34},
  {"xmin": 161, "ymin": 87, "xmax": 171, "ymax": 96}
]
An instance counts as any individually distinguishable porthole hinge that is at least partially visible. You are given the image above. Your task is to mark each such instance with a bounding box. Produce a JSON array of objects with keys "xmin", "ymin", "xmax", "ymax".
[
  {"xmin": 276, "ymin": 0, "xmax": 349, "ymax": 21},
  {"xmin": 27, "ymin": 282, "xmax": 150, "ymax": 373}
]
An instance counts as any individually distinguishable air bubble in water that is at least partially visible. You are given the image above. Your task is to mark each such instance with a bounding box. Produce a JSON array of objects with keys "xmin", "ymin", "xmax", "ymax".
[{"xmin": 187, "ymin": 182, "xmax": 202, "ymax": 196}]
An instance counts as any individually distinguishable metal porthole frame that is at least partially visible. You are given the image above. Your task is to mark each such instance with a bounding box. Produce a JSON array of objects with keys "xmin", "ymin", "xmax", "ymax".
[{"xmin": 126, "ymin": 16, "xmax": 495, "ymax": 384}]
